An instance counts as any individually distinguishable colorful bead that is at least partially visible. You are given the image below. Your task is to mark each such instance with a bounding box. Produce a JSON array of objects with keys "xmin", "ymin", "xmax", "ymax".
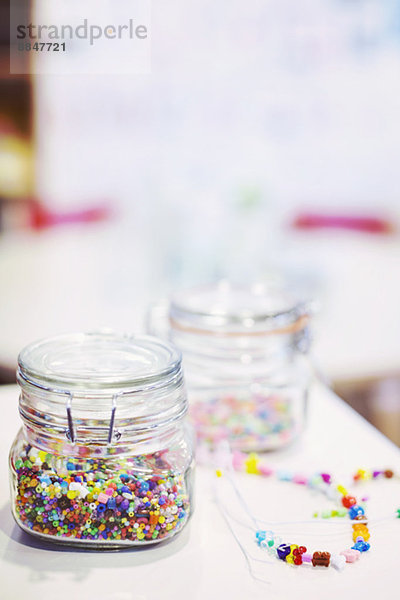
[
  {"xmin": 13, "ymin": 444, "xmax": 190, "ymax": 545},
  {"xmin": 292, "ymin": 546, "xmax": 307, "ymax": 566},
  {"xmin": 352, "ymin": 523, "xmax": 370, "ymax": 542},
  {"xmin": 190, "ymin": 393, "xmax": 297, "ymax": 451},
  {"xmin": 342, "ymin": 495, "xmax": 357, "ymax": 508},
  {"xmin": 351, "ymin": 538, "xmax": 370, "ymax": 552},
  {"xmin": 348, "ymin": 505, "xmax": 365, "ymax": 520},
  {"xmin": 251, "ymin": 465, "xmax": 397, "ymax": 572},
  {"xmin": 320, "ymin": 473, "xmax": 332, "ymax": 484},
  {"xmin": 312, "ymin": 551, "xmax": 330, "ymax": 567},
  {"xmin": 331, "ymin": 554, "xmax": 346, "ymax": 571},
  {"xmin": 286, "ymin": 544, "xmax": 299, "ymax": 564},
  {"xmin": 245, "ymin": 453, "xmax": 260, "ymax": 475},
  {"xmin": 277, "ymin": 543, "xmax": 291, "ymax": 561}
]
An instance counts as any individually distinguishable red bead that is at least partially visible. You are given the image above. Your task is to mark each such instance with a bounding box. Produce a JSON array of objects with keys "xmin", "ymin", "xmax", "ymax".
[
  {"xmin": 293, "ymin": 549, "xmax": 300, "ymax": 557},
  {"xmin": 294, "ymin": 556, "xmax": 302, "ymax": 565},
  {"xmin": 299, "ymin": 546, "xmax": 307, "ymax": 554},
  {"xmin": 342, "ymin": 495, "xmax": 357, "ymax": 508}
]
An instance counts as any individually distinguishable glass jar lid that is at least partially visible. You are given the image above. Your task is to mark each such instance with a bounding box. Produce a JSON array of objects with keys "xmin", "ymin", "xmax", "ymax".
[
  {"xmin": 18, "ymin": 332, "xmax": 181, "ymax": 394},
  {"xmin": 17, "ymin": 333, "xmax": 186, "ymax": 451},
  {"xmin": 169, "ymin": 281, "xmax": 309, "ymax": 336}
]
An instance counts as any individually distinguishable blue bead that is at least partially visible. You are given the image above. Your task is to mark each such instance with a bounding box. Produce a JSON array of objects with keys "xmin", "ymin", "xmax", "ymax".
[
  {"xmin": 277, "ymin": 470, "xmax": 293, "ymax": 482},
  {"xmin": 351, "ymin": 540, "xmax": 370, "ymax": 552},
  {"xmin": 256, "ymin": 530, "xmax": 266, "ymax": 541},
  {"xmin": 107, "ymin": 498, "xmax": 116, "ymax": 509},
  {"xmin": 277, "ymin": 543, "xmax": 291, "ymax": 560},
  {"xmin": 349, "ymin": 505, "xmax": 365, "ymax": 519},
  {"xmin": 120, "ymin": 499, "xmax": 129, "ymax": 510},
  {"xmin": 121, "ymin": 485, "xmax": 130, "ymax": 493}
]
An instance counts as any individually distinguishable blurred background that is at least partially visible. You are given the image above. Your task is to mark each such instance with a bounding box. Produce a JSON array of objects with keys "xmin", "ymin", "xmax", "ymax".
[{"xmin": 1, "ymin": 0, "xmax": 400, "ymax": 443}]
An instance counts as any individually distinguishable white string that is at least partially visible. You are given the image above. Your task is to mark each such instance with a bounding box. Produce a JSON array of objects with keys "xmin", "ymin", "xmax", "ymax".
[
  {"xmin": 221, "ymin": 470, "xmax": 397, "ymax": 538},
  {"xmin": 220, "ymin": 500, "xmax": 395, "ymax": 538},
  {"xmin": 213, "ymin": 482, "xmax": 272, "ymax": 585}
]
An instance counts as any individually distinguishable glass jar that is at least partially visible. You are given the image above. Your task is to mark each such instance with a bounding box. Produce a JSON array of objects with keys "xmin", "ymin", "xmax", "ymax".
[
  {"xmin": 148, "ymin": 281, "xmax": 312, "ymax": 452},
  {"xmin": 9, "ymin": 332, "xmax": 194, "ymax": 548}
]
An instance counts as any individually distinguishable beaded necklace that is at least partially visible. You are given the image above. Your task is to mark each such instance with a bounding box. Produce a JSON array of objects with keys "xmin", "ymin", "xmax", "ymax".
[{"xmin": 216, "ymin": 450, "xmax": 399, "ymax": 572}]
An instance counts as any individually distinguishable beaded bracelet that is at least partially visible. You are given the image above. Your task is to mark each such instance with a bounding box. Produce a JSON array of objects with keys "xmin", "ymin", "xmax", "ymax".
[{"xmin": 223, "ymin": 451, "xmax": 399, "ymax": 571}]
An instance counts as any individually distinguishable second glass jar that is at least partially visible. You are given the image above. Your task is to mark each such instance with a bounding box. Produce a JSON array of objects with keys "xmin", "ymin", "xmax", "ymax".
[{"xmin": 148, "ymin": 281, "xmax": 312, "ymax": 452}]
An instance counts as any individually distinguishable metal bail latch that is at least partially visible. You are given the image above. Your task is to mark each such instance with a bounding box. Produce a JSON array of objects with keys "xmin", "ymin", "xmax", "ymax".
[
  {"xmin": 108, "ymin": 394, "xmax": 118, "ymax": 444},
  {"xmin": 66, "ymin": 392, "xmax": 121, "ymax": 445},
  {"xmin": 65, "ymin": 392, "xmax": 75, "ymax": 443}
]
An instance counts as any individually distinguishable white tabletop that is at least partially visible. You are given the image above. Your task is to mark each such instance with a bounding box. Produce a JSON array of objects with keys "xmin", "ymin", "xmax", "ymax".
[{"xmin": 1, "ymin": 382, "xmax": 400, "ymax": 600}]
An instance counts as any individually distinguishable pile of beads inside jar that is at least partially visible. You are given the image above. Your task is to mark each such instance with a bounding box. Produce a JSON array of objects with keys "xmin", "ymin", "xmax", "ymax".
[
  {"xmin": 149, "ymin": 281, "xmax": 313, "ymax": 452},
  {"xmin": 9, "ymin": 332, "xmax": 194, "ymax": 548}
]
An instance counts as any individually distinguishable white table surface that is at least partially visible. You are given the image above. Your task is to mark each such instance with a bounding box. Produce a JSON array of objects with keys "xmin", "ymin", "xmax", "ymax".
[{"xmin": 1, "ymin": 382, "xmax": 400, "ymax": 600}]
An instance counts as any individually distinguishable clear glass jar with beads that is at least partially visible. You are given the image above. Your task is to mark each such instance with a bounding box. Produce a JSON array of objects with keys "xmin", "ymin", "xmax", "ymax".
[
  {"xmin": 148, "ymin": 281, "xmax": 312, "ymax": 452},
  {"xmin": 9, "ymin": 332, "xmax": 194, "ymax": 548}
]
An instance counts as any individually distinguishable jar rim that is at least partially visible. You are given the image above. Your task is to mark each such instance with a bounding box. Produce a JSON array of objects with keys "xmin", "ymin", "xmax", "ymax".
[
  {"xmin": 18, "ymin": 332, "xmax": 182, "ymax": 394},
  {"xmin": 169, "ymin": 281, "xmax": 311, "ymax": 336}
]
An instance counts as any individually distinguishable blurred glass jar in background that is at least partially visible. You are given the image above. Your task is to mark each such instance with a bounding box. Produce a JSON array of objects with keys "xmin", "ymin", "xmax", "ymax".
[
  {"xmin": 9, "ymin": 332, "xmax": 194, "ymax": 548},
  {"xmin": 148, "ymin": 281, "xmax": 313, "ymax": 452}
]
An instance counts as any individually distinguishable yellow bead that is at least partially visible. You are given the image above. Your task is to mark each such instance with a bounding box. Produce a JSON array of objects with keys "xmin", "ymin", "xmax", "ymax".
[
  {"xmin": 356, "ymin": 469, "xmax": 371, "ymax": 481},
  {"xmin": 286, "ymin": 544, "xmax": 298, "ymax": 564},
  {"xmin": 158, "ymin": 516, "xmax": 165, "ymax": 524},
  {"xmin": 352, "ymin": 529, "xmax": 370, "ymax": 542},
  {"xmin": 67, "ymin": 490, "xmax": 77, "ymax": 500},
  {"xmin": 215, "ymin": 469, "xmax": 222, "ymax": 478},
  {"xmin": 337, "ymin": 484, "xmax": 348, "ymax": 495},
  {"xmin": 245, "ymin": 453, "xmax": 260, "ymax": 475}
]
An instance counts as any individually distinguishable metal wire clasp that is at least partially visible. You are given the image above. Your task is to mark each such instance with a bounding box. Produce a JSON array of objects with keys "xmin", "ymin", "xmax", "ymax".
[
  {"xmin": 65, "ymin": 392, "xmax": 121, "ymax": 445},
  {"xmin": 65, "ymin": 392, "xmax": 75, "ymax": 443}
]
